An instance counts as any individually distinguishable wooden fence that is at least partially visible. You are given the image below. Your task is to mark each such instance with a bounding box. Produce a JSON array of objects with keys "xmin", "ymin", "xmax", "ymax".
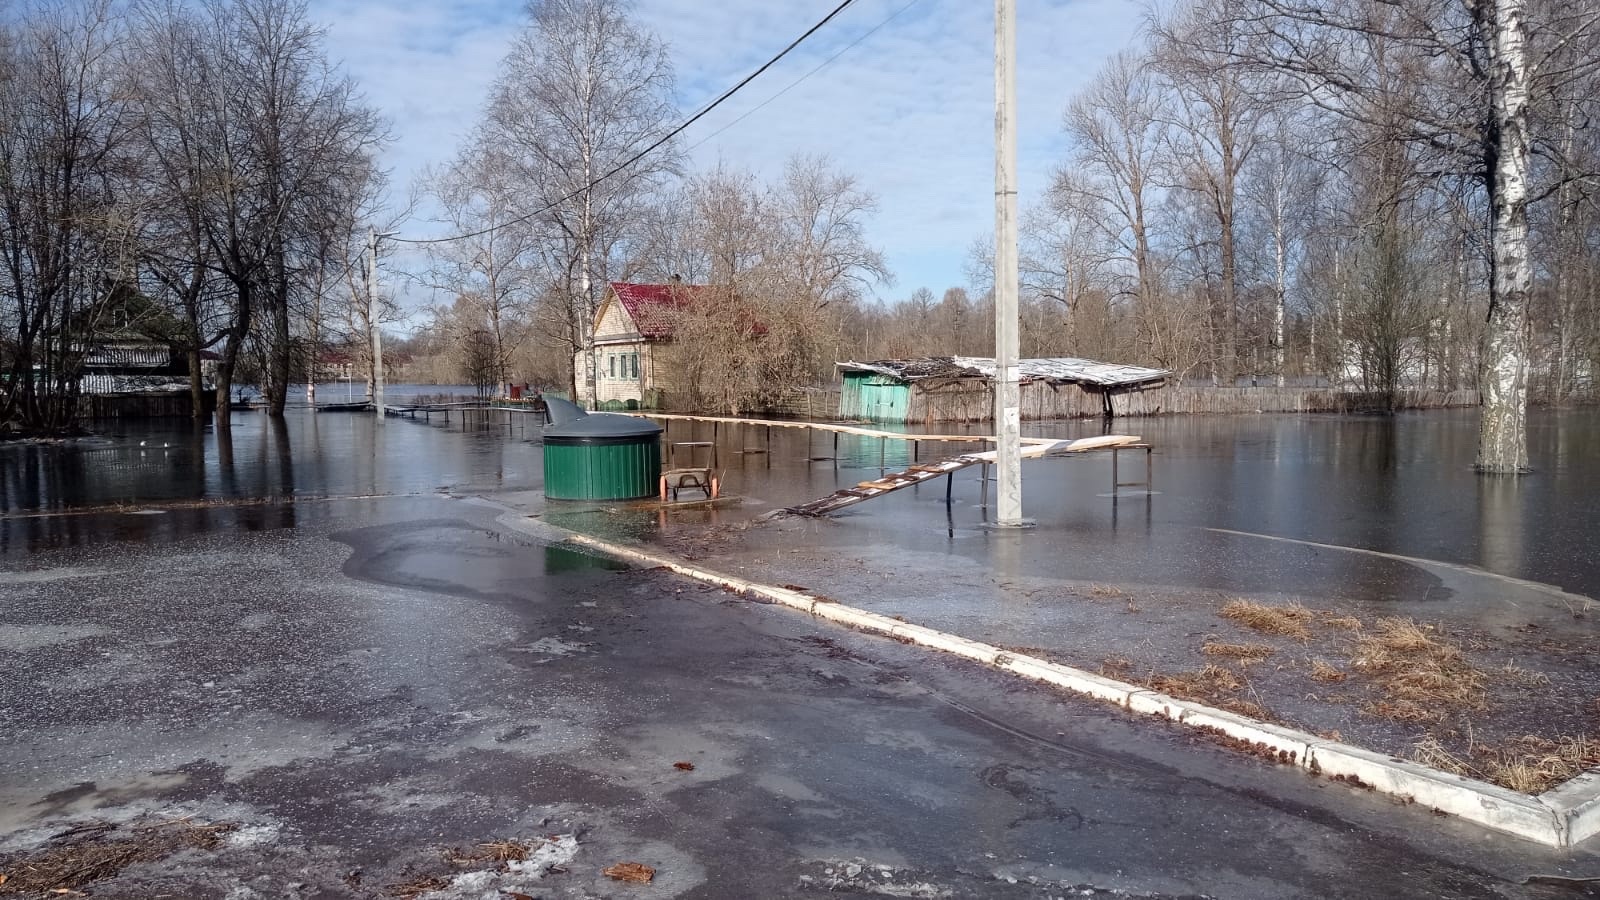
[{"xmin": 78, "ymin": 391, "xmax": 214, "ymax": 419}]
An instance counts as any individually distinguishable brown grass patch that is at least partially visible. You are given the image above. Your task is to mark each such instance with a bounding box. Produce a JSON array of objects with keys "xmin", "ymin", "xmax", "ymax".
[
  {"xmin": 1220, "ymin": 599, "xmax": 1312, "ymax": 640},
  {"xmin": 387, "ymin": 875, "xmax": 453, "ymax": 898},
  {"xmin": 1147, "ymin": 665, "xmax": 1271, "ymax": 720},
  {"xmin": 1352, "ymin": 618, "xmax": 1483, "ymax": 723},
  {"xmin": 1201, "ymin": 641, "xmax": 1275, "ymax": 663},
  {"xmin": 1497, "ymin": 662, "xmax": 1552, "ymax": 686},
  {"xmin": 1309, "ymin": 658, "xmax": 1348, "ymax": 683},
  {"xmin": 444, "ymin": 840, "xmax": 533, "ymax": 866},
  {"xmin": 1320, "ymin": 614, "xmax": 1364, "ymax": 631},
  {"xmin": 1099, "ymin": 655, "xmax": 1133, "ymax": 677},
  {"xmin": 1414, "ymin": 735, "xmax": 1600, "ymax": 794},
  {"xmin": 1088, "ymin": 584, "xmax": 1126, "ymax": 598},
  {"xmin": 0, "ymin": 819, "xmax": 234, "ymax": 896}
]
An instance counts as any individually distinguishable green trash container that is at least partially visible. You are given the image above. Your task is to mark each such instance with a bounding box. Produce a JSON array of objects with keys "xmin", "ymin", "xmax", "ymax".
[{"xmin": 542, "ymin": 397, "xmax": 662, "ymax": 501}]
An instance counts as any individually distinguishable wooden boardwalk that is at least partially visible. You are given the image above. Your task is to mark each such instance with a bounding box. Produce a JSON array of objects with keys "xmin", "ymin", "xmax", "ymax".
[{"xmin": 786, "ymin": 434, "xmax": 1148, "ymax": 517}]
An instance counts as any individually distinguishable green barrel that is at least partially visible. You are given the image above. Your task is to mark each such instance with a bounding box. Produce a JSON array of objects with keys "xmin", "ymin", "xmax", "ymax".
[{"xmin": 542, "ymin": 401, "xmax": 663, "ymax": 500}]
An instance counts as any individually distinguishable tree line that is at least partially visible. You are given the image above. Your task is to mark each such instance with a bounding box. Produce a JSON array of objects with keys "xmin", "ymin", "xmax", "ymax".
[
  {"xmin": 422, "ymin": 0, "xmax": 1596, "ymax": 472},
  {"xmin": 988, "ymin": 0, "xmax": 1597, "ymax": 472},
  {"xmin": 0, "ymin": 0, "xmax": 387, "ymax": 433},
  {"xmin": 6, "ymin": 0, "xmax": 1595, "ymax": 471}
]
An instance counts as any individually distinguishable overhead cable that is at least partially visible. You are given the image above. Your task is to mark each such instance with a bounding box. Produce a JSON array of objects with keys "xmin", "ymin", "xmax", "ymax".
[{"xmin": 394, "ymin": 0, "xmax": 864, "ymax": 246}]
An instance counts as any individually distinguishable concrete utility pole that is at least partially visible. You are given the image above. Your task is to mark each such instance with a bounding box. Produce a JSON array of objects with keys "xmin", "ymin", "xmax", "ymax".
[
  {"xmin": 993, "ymin": 0, "xmax": 1024, "ymax": 526},
  {"xmin": 368, "ymin": 227, "xmax": 389, "ymax": 424}
]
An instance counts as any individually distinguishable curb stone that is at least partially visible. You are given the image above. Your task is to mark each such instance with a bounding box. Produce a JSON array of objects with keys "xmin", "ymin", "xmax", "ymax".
[{"xmin": 506, "ymin": 518, "xmax": 1600, "ymax": 848}]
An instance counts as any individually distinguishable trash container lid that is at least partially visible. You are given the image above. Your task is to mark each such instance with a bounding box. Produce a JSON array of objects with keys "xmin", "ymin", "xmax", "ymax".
[
  {"xmin": 542, "ymin": 396, "xmax": 661, "ymax": 439},
  {"xmin": 544, "ymin": 413, "xmax": 662, "ymax": 439}
]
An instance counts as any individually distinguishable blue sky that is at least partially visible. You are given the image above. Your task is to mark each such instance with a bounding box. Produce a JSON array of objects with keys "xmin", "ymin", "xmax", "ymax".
[{"xmin": 316, "ymin": 0, "xmax": 1146, "ymax": 308}]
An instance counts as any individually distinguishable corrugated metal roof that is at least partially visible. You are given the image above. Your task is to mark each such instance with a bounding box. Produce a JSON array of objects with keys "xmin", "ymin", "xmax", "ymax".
[
  {"xmin": 610, "ymin": 282, "xmax": 701, "ymax": 338},
  {"xmin": 836, "ymin": 356, "xmax": 1170, "ymax": 390}
]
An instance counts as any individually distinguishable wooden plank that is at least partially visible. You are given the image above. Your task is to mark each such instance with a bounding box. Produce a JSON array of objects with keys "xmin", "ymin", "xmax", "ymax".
[{"xmin": 784, "ymin": 434, "xmax": 1148, "ymax": 518}]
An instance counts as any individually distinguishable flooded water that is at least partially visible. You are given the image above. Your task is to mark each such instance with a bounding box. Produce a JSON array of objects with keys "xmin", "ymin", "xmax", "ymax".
[{"xmin": 3, "ymin": 405, "xmax": 1597, "ymax": 619}]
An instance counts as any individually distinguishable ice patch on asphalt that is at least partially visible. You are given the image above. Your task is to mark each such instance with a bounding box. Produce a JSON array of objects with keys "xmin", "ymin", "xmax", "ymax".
[
  {"xmin": 510, "ymin": 637, "xmax": 590, "ymax": 658},
  {"xmin": 0, "ymin": 567, "xmax": 117, "ymax": 585},
  {"xmin": 0, "ymin": 623, "xmax": 110, "ymax": 652},
  {"xmin": 418, "ymin": 835, "xmax": 579, "ymax": 899}
]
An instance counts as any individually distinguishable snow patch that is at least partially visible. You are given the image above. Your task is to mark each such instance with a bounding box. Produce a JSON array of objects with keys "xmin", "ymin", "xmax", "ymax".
[
  {"xmin": 418, "ymin": 835, "xmax": 580, "ymax": 899},
  {"xmin": 225, "ymin": 824, "xmax": 281, "ymax": 849},
  {"xmin": 804, "ymin": 859, "xmax": 952, "ymax": 898}
]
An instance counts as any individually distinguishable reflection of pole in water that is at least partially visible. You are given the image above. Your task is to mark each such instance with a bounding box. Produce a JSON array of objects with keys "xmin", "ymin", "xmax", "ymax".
[{"xmin": 1478, "ymin": 476, "xmax": 1524, "ymax": 577}]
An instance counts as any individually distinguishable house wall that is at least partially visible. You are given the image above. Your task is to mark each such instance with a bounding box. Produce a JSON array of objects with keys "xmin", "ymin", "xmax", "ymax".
[
  {"xmin": 587, "ymin": 296, "xmax": 697, "ymax": 408},
  {"xmin": 594, "ymin": 342, "xmax": 647, "ymax": 406}
]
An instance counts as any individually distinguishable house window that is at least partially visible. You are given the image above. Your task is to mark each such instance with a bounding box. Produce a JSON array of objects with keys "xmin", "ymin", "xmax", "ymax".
[
  {"xmin": 608, "ymin": 354, "xmax": 616, "ymax": 379},
  {"xmin": 630, "ymin": 353, "xmax": 639, "ymax": 379}
]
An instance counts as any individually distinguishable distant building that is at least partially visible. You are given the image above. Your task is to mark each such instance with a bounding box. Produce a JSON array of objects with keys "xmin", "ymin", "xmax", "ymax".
[
  {"xmin": 577, "ymin": 280, "xmax": 701, "ymax": 409},
  {"xmin": 79, "ymin": 333, "xmax": 207, "ymax": 396},
  {"xmin": 314, "ymin": 349, "xmax": 357, "ymax": 382},
  {"xmin": 836, "ymin": 357, "xmax": 1171, "ymax": 424}
]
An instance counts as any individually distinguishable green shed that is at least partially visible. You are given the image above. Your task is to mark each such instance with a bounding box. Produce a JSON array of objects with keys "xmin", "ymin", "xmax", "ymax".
[
  {"xmin": 542, "ymin": 398, "xmax": 662, "ymax": 501},
  {"xmin": 840, "ymin": 371, "xmax": 912, "ymax": 423}
]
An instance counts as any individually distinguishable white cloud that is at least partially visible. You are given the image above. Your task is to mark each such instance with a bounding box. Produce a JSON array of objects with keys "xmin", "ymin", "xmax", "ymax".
[{"xmin": 309, "ymin": 0, "xmax": 1144, "ymax": 310}]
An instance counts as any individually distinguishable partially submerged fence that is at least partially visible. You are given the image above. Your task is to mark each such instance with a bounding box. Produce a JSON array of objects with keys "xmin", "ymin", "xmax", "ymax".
[{"xmin": 899, "ymin": 382, "xmax": 1479, "ymax": 424}]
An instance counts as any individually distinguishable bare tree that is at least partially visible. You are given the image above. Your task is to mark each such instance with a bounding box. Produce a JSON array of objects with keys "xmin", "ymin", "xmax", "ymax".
[
  {"xmin": 660, "ymin": 158, "xmax": 889, "ymax": 413},
  {"xmin": 484, "ymin": 0, "xmax": 677, "ymax": 406},
  {"xmin": 0, "ymin": 1, "xmax": 132, "ymax": 433},
  {"xmin": 1153, "ymin": 1, "xmax": 1269, "ymax": 383},
  {"xmin": 1059, "ymin": 52, "xmax": 1170, "ymax": 363},
  {"xmin": 426, "ymin": 146, "xmax": 537, "ymax": 391},
  {"xmin": 1186, "ymin": 0, "xmax": 1600, "ymax": 468}
]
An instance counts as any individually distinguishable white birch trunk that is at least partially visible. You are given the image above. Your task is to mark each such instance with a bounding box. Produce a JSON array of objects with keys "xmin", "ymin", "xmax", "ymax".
[
  {"xmin": 1476, "ymin": 0, "xmax": 1532, "ymax": 473},
  {"xmin": 1273, "ymin": 156, "xmax": 1287, "ymax": 388}
]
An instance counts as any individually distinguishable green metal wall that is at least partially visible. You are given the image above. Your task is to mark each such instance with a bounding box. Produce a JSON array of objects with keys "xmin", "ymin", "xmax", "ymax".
[
  {"xmin": 840, "ymin": 373, "xmax": 911, "ymax": 423},
  {"xmin": 543, "ymin": 439, "xmax": 662, "ymax": 500}
]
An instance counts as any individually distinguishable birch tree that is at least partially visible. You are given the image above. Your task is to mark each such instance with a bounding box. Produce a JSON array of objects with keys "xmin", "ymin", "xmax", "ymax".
[
  {"xmin": 484, "ymin": 0, "xmax": 677, "ymax": 406},
  {"xmin": 1058, "ymin": 52, "xmax": 1169, "ymax": 361},
  {"xmin": 1189, "ymin": 0, "xmax": 1600, "ymax": 469}
]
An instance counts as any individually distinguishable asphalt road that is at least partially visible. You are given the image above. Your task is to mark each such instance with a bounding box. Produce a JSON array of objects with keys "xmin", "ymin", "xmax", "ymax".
[{"xmin": 2, "ymin": 496, "xmax": 1598, "ymax": 898}]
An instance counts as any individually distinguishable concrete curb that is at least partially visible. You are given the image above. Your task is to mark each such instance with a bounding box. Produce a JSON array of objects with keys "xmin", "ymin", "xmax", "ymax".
[{"xmin": 549, "ymin": 529, "xmax": 1600, "ymax": 848}]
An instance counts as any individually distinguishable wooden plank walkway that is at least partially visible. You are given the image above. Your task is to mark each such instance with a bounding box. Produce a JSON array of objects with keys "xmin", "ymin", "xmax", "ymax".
[{"xmin": 785, "ymin": 434, "xmax": 1146, "ymax": 517}]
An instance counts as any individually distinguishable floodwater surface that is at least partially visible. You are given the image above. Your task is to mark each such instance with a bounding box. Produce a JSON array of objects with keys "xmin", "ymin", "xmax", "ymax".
[{"xmin": 3, "ymin": 405, "xmax": 1597, "ymax": 630}]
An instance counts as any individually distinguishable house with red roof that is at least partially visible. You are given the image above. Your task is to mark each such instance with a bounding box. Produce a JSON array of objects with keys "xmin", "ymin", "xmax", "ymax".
[{"xmin": 580, "ymin": 279, "xmax": 701, "ymax": 408}]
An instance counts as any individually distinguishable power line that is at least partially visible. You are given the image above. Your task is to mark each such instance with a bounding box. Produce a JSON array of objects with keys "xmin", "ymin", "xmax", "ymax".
[
  {"xmin": 686, "ymin": 0, "xmax": 924, "ymax": 154},
  {"xmin": 395, "ymin": 0, "xmax": 865, "ymax": 247}
]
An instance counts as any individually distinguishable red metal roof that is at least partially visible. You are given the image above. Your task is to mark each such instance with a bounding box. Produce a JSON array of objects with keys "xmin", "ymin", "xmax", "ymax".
[{"xmin": 610, "ymin": 281, "xmax": 700, "ymax": 338}]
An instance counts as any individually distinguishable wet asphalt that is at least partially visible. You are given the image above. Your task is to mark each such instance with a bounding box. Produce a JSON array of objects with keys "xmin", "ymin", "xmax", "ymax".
[{"xmin": 4, "ymin": 495, "xmax": 1600, "ymax": 898}]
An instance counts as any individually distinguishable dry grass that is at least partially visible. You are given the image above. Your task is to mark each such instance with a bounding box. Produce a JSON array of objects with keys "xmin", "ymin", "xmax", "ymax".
[
  {"xmin": 1497, "ymin": 662, "xmax": 1552, "ymax": 686},
  {"xmin": 1148, "ymin": 665, "xmax": 1271, "ymax": 719},
  {"xmin": 1414, "ymin": 734, "xmax": 1600, "ymax": 794},
  {"xmin": 1088, "ymin": 584, "xmax": 1126, "ymax": 599},
  {"xmin": 1352, "ymin": 617, "xmax": 1484, "ymax": 723},
  {"xmin": 1320, "ymin": 614, "xmax": 1365, "ymax": 632},
  {"xmin": 1100, "ymin": 655, "xmax": 1133, "ymax": 677},
  {"xmin": 0, "ymin": 819, "xmax": 234, "ymax": 896},
  {"xmin": 1220, "ymin": 599, "xmax": 1312, "ymax": 640},
  {"xmin": 386, "ymin": 875, "xmax": 452, "ymax": 898},
  {"xmin": 1309, "ymin": 658, "xmax": 1348, "ymax": 683},
  {"xmin": 1201, "ymin": 641, "xmax": 1276, "ymax": 663},
  {"xmin": 444, "ymin": 840, "xmax": 533, "ymax": 866}
]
